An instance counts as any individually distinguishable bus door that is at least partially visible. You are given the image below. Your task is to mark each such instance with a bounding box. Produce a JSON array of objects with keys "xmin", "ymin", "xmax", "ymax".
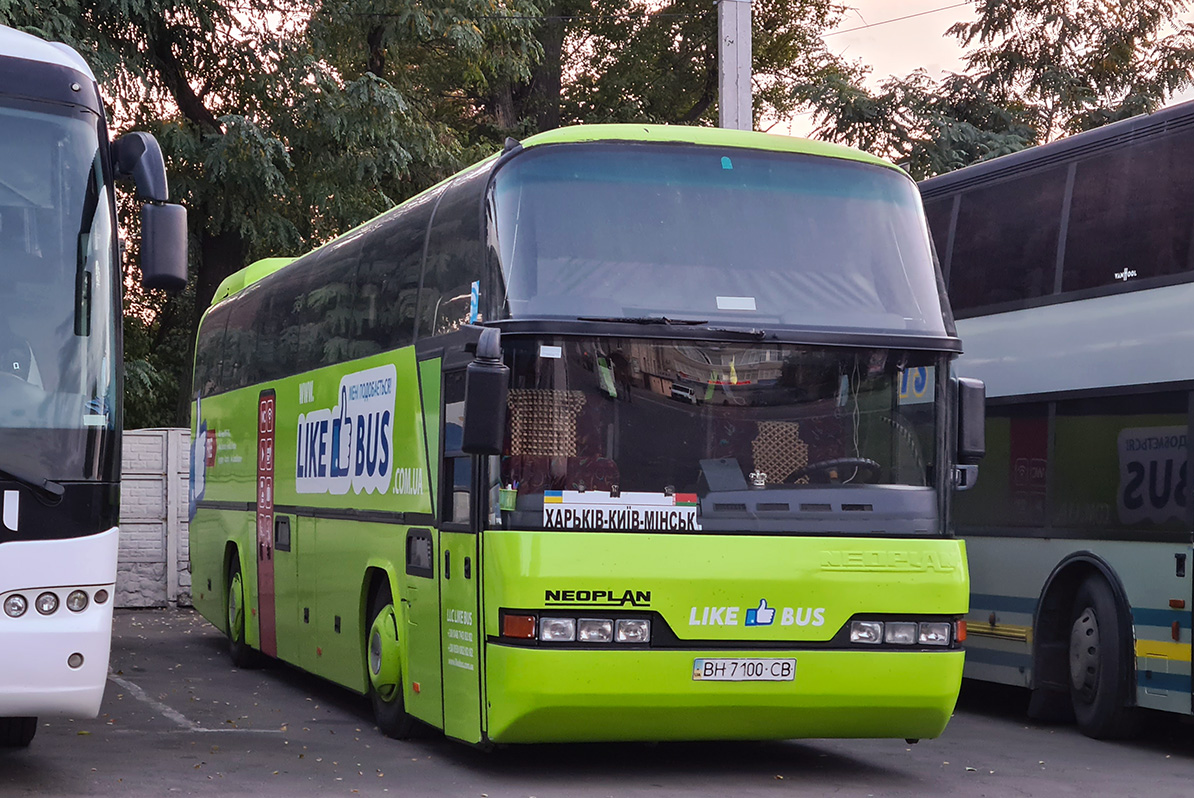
[
  {"xmin": 255, "ymin": 389, "xmax": 278, "ymax": 657},
  {"xmin": 439, "ymin": 366, "xmax": 483, "ymax": 743}
]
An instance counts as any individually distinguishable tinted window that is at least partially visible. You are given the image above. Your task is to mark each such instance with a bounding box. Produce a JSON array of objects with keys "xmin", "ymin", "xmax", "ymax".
[
  {"xmin": 193, "ymin": 304, "xmax": 230, "ymax": 396},
  {"xmin": 220, "ymin": 283, "xmax": 266, "ymax": 392},
  {"xmin": 354, "ymin": 191, "xmax": 437, "ymax": 353},
  {"xmin": 422, "ymin": 166, "xmax": 489, "ymax": 338},
  {"xmin": 922, "ymin": 196, "xmax": 954, "ymax": 271},
  {"xmin": 1052, "ymin": 392, "xmax": 1187, "ymax": 534},
  {"xmin": 1064, "ymin": 133, "xmax": 1194, "ymax": 292},
  {"xmin": 948, "ymin": 167, "xmax": 1066, "ymax": 311},
  {"xmin": 954, "ymin": 402, "xmax": 1050, "ymax": 529},
  {"xmin": 254, "ymin": 234, "xmax": 362, "ymax": 380}
]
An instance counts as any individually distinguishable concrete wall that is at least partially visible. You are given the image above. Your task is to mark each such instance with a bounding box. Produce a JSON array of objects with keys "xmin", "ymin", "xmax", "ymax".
[{"xmin": 117, "ymin": 428, "xmax": 191, "ymax": 608}]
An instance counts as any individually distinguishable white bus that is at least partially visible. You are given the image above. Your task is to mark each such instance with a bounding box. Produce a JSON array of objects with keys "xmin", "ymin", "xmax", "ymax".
[
  {"xmin": 920, "ymin": 100, "xmax": 1194, "ymax": 739},
  {"xmin": 0, "ymin": 25, "xmax": 186, "ymax": 747}
]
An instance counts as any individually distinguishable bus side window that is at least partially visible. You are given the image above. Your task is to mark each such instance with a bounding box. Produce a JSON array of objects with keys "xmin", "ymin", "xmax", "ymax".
[
  {"xmin": 221, "ymin": 285, "xmax": 265, "ymax": 392},
  {"xmin": 355, "ymin": 191, "xmax": 436, "ymax": 353},
  {"xmin": 194, "ymin": 304, "xmax": 231, "ymax": 395},
  {"xmin": 442, "ymin": 371, "xmax": 472, "ymax": 526},
  {"xmin": 949, "ymin": 167, "xmax": 1067, "ymax": 313},
  {"xmin": 1063, "ymin": 134, "xmax": 1194, "ymax": 292},
  {"xmin": 423, "ymin": 167, "xmax": 489, "ymax": 338}
]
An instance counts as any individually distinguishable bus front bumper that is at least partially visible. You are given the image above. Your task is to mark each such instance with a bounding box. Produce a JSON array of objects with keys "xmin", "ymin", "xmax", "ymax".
[{"xmin": 484, "ymin": 645, "xmax": 964, "ymax": 743}]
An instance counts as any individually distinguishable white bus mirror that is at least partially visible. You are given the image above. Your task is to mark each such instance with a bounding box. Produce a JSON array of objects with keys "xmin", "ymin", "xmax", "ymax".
[{"xmin": 141, "ymin": 203, "xmax": 188, "ymax": 291}]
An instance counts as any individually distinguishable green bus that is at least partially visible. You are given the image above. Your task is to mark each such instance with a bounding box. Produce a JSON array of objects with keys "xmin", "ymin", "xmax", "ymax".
[{"xmin": 188, "ymin": 124, "xmax": 984, "ymax": 745}]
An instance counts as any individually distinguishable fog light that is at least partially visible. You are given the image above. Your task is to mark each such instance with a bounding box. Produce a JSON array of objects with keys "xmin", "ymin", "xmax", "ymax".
[
  {"xmin": 850, "ymin": 620, "xmax": 883, "ymax": 644},
  {"xmin": 36, "ymin": 592, "xmax": 59, "ymax": 615},
  {"xmin": 68, "ymin": 653, "xmax": 84, "ymax": 669},
  {"xmin": 94, "ymin": 589, "xmax": 110, "ymax": 604},
  {"xmin": 918, "ymin": 622, "xmax": 952, "ymax": 646},
  {"xmin": 885, "ymin": 621, "xmax": 918, "ymax": 645},
  {"xmin": 578, "ymin": 618, "xmax": 613, "ymax": 643},
  {"xmin": 615, "ymin": 619, "xmax": 650, "ymax": 643},
  {"xmin": 67, "ymin": 590, "xmax": 89, "ymax": 612},
  {"xmin": 4, "ymin": 594, "xmax": 27, "ymax": 618},
  {"xmin": 539, "ymin": 617, "xmax": 576, "ymax": 642}
]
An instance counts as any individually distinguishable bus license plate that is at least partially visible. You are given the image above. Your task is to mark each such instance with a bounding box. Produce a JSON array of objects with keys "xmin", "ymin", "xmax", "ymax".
[{"xmin": 692, "ymin": 658, "xmax": 796, "ymax": 682}]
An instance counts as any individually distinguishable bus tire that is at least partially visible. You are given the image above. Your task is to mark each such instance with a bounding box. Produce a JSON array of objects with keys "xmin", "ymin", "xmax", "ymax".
[
  {"xmin": 227, "ymin": 559, "xmax": 261, "ymax": 670},
  {"xmin": 367, "ymin": 584, "xmax": 416, "ymax": 739},
  {"xmin": 1068, "ymin": 575, "xmax": 1140, "ymax": 739},
  {"xmin": 0, "ymin": 716, "xmax": 36, "ymax": 747}
]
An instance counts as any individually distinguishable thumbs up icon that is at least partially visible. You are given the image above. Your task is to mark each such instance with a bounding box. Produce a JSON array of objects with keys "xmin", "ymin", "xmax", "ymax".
[{"xmin": 745, "ymin": 599, "xmax": 775, "ymax": 626}]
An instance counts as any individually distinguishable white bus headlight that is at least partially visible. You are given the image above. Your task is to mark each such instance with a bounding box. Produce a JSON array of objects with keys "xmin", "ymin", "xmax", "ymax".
[
  {"xmin": 615, "ymin": 619, "xmax": 650, "ymax": 643},
  {"xmin": 884, "ymin": 621, "xmax": 918, "ymax": 645},
  {"xmin": 577, "ymin": 619, "xmax": 613, "ymax": 643},
  {"xmin": 67, "ymin": 590, "xmax": 89, "ymax": 612},
  {"xmin": 918, "ymin": 622, "xmax": 952, "ymax": 646},
  {"xmin": 850, "ymin": 621, "xmax": 883, "ymax": 644},
  {"xmin": 539, "ymin": 617, "xmax": 576, "ymax": 642},
  {"xmin": 36, "ymin": 592, "xmax": 59, "ymax": 615},
  {"xmin": 4, "ymin": 594, "xmax": 27, "ymax": 617}
]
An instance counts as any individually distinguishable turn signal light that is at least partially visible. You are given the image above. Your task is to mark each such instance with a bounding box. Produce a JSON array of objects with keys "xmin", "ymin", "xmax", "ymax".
[{"xmin": 501, "ymin": 613, "xmax": 536, "ymax": 639}]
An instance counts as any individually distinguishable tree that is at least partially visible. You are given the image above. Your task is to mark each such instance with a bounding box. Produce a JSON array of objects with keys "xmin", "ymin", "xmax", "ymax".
[
  {"xmin": 808, "ymin": 0, "xmax": 1194, "ymax": 178},
  {"xmin": 479, "ymin": 0, "xmax": 857, "ymax": 132}
]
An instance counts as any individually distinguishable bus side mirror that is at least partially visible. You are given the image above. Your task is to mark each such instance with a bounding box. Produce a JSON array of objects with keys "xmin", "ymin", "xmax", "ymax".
[
  {"xmin": 113, "ymin": 132, "xmax": 189, "ymax": 291},
  {"xmin": 141, "ymin": 203, "xmax": 188, "ymax": 291},
  {"xmin": 462, "ymin": 327, "xmax": 509, "ymax": 456},
  {"xmin": 955, "ymin": 376, "xmax": 985, "ymax": 466}
]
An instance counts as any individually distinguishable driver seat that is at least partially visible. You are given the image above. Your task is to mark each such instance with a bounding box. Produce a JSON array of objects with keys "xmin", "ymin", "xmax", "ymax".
[{"xmin": 751, "ymin": 421, "xmax": 810, "ymax": 485}]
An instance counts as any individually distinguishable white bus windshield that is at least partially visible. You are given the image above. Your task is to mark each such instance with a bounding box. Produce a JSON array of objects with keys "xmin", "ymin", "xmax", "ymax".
[
  {"xmin": 491, "ymin": 143, "xmax": 950, "ymax": 337},
  {"xmin": 0, "ymin": 99, "xmax": 118, "ymax": 479}
]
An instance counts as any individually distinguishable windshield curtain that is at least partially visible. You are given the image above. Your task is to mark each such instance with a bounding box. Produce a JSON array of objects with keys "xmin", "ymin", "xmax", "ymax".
[
  {"xmin": 493, "ymin": 336, "xmax": 942, "ymax": 535},
  {"xmin": 0, "ymin": 98, "xmax": 118, "ymax": 480},
  {"xmin": 491, "ymin": 143, "xmax": 948, "ymax": 337}
]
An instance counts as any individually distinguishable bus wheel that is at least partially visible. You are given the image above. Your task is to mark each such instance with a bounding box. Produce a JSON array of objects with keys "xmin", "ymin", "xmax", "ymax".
[
  {"xmin": 1068, "ymin": 575, "xmax": 1140, "ymax": 739},
  {"xmin": 368, "ymin": 586, "xmax": 416, "ymax": 739},
  {"xmin": 227, "ymin": 561, "xmax": 260, "ymax": 669},
  {"xmin": 0, "ymin": 716, "xmax": 37, "ymax": 747}
]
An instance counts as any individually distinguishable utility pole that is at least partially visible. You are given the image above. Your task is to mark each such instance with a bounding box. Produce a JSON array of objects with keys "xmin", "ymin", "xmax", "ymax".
[{"xmin": 718, "ymin": 0, "xmax": 752, "ymax": 130}]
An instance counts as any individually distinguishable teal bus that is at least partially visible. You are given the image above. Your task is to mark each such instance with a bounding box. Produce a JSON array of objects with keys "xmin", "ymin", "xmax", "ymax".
[
  {"xmin": 921, "ymin": 99, "xmax": 1194, "ymax": 739},
  {"xmin": 189, "ymin": 124, "xmax": 983, "ymax": 745}
]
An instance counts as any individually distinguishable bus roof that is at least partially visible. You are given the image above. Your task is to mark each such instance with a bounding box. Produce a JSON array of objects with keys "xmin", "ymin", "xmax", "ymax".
[
  {"xmin": 209, "ymin": 124, "xmax": 899, "ymax": 306},
  {"xmin": 920, "ymin": 98, "xmax": 1194, "ymax": 198},
  {"xmin": 0, "ymin": 24, "xmax": 95, "ymax": 80},
  {"xmin": 521, "ymin": 124, "xmax": 896, "ymax": 170}
]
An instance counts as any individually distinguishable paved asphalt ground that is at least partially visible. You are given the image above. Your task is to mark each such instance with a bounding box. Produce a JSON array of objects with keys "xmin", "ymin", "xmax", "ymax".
[{"xmin": 3, "ymin": 609, "xmax": 1194, "ymax": 797}]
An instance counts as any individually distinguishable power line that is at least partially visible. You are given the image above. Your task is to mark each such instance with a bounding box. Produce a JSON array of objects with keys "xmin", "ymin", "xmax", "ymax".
[{"xmin": 825, "ymin": 2, "xmax": 970, "ymax": 37}]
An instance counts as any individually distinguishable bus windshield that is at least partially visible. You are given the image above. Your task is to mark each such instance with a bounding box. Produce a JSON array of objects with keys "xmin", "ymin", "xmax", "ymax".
[
  {"xmin": 491, "ymin": 143, "xmax": 949, "ymax": 337},
  {"xmin": 494, "ymin": 336, "xmax": 942, "ymax": 535},
  {"xmin": 0, "ymin": 98, "xmax": 118, "ymax": 479}
]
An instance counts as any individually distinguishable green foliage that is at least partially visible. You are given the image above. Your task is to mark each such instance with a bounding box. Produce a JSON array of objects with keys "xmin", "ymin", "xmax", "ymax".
[{"xmin": 810, "ymin": 0, "xmax": 1194, "ymax": 178}]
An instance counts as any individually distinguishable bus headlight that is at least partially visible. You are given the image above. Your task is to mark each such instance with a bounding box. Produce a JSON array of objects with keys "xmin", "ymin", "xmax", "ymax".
[
  {"xmin": 67, "ymin": 590, "xmax": 90, "ymax": 612},
  {"xmin": 36, "ymin": 592, "xmax": 59, "ymax": 615},
  {"xmin": 884, "ymin": 621, "xmax": 918, "ymax": 645},
  {"xmin": 615, "ymin": 619, "xmax": 650, "ymax": 643},
  {"xmin": 850, "ymin": 621, "xmax": 883, "ymax": 644},
  {"xmin": 4, "ymin": 594, "xmax": 27, "ymax": 617},
  {"xmin": 577, "ymin": 619, "xmax": 613, "ymax": 643},
  {"xmin": 918, "ymin": 622, "xmax": 952, "ymax": 646},
  {"xmin": 539, "ymin": 617, "xmax": 576, "ymax": 642}
]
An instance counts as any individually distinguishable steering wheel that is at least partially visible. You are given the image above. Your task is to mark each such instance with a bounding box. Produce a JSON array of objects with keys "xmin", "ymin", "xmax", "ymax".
[{"xmin": 785, "ymin": 457, "xmax": 881, "ymax": 484}]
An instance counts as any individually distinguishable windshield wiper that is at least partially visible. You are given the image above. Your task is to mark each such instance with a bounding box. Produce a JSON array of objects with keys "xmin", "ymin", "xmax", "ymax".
[
  {"xmin": 578, "ymin": 316, "xmax": 708, "ymax": 325},
  {"xmin": 0, "ymin": 465, "xmax": 66, "ymax": 501}
]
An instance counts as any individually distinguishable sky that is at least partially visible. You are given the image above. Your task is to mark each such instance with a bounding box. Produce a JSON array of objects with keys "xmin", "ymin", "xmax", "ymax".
[{"xmin": 780, "ymin": 0, "xmax": 1194, "ymax": 136}]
